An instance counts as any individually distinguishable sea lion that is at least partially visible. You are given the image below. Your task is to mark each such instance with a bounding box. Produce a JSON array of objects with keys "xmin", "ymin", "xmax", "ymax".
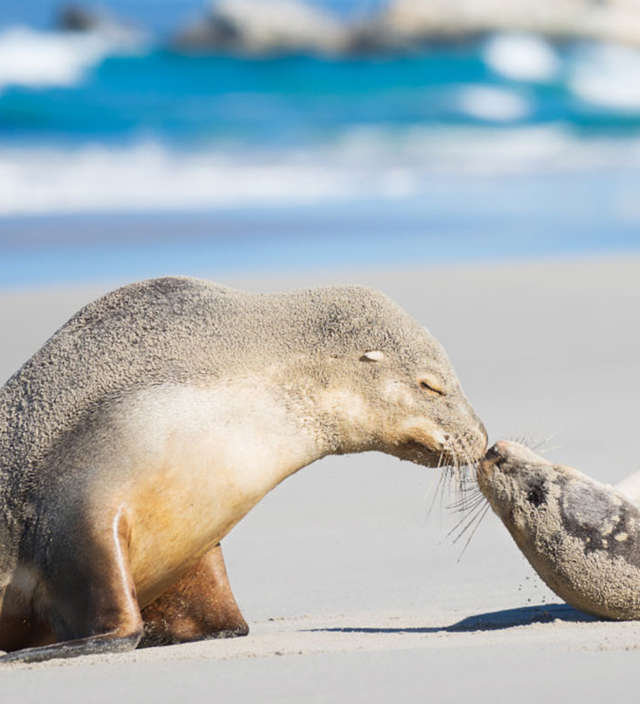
[
  {"xmin": 478, "ymin": 441, "xmax": 640, "ymax": 620},
  {"xmin": 0, "ymin": 277, "xmax": 487, "ymax": 663}
]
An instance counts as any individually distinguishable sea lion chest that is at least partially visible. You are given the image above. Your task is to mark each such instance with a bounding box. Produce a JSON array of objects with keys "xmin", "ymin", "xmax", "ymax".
[{"xmin": 76, "ymin": 383, "xmax": 317, "ymax": 605}]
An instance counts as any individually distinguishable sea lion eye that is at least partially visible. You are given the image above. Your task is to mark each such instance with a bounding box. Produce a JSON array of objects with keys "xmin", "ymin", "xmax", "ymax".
[
  {"xmin": 360, "ymin": 351, "xmax": 385, "ymax": 362},
  {"xmin": 418, "ymin": 377, "xmax": 445, "ymax": 396}
]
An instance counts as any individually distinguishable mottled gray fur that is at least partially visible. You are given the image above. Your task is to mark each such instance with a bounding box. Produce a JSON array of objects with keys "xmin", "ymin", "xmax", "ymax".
[{"xmin": 479, "ymin": 441, "xmax": 640, "ymax": 620}]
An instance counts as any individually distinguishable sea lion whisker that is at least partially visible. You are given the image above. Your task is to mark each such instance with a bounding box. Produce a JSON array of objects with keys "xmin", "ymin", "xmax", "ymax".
[
  {"xmin": 449, "ymin": 434, "xmax": 478, "ymax": 507},
  {"xmin": 426, "ymin": 458, "xmax": 448, "ymax": 518},
  {"xmin": 446, "ymin": 486, "xmax": 484, "ymax": 508},
  {"xmin": 450, "ymin": 497, "xmax": 490, "ymax": 544},
  {"xmin": 430, "ymin": 451, "xmax": 462, "ymax": 515},
  {"xmin": 446, "ymin": 497, "xmax": 488, "ymax": 541},
  {"xmin": 447, "ymin": 494, "xmax": 485, "ymax": 514},
  {"xmin": 451, "ymin": 486, "xmax": 481, "ymax": 503},
  {"xmin": 446, "ymin": 479, "xmax": 483, "ymax": 505},
  {"xmin": 506, "ymin": 433, "xmax": 557, "ymax": 454},
  {"xmin": 451, "ymin": 441, "xmax": 467, "ymax": 500},
  {"xmin": 456, "ymin": 504, "xmax": 491, "ymax": 562}
]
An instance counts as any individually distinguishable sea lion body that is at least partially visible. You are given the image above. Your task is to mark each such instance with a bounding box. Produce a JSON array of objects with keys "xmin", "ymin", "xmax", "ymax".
[
  {"xmin": 478, "ymin": 441, "xmax": 640, "ymax": 620},
  {"xmin": 0, "ymin": 277, "xmax": 487, "ymax": 662}
]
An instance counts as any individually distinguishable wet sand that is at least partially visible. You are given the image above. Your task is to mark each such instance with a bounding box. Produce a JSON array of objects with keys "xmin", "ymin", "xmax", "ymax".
[{"xmin": 1, "ymin": 254, "xmax": 639, "ymax": 701}]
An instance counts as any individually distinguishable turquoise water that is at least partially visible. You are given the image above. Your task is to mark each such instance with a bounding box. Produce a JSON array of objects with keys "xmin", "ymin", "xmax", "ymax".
[
  {"xmin": 3, "ymin": 41, "xmax": 640, "ymax": 145},
  {"xmin": 1, "ymin": 9, "xmax": 640, "ymax": 286}
]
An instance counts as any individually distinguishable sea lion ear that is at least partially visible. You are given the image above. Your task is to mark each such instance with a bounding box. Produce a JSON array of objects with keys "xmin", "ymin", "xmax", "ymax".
[{"xmin": 360, "ymin": 350, "xmax": 385, "ymax": 363}]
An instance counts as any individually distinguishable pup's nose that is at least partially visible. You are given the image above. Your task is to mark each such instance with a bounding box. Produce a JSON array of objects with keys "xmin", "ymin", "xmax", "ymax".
[
  {"xmin": 491, "ymin": 440, "xmax": 512, "ymax": 458},
  {"xmin": 480, "ymin": 442, "xmax": 506, "ymax": 471}
]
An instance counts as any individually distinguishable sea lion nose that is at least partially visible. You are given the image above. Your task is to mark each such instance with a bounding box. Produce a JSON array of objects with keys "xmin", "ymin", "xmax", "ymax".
[
  {"xmin": 492, "ymin": 440, "xmax": 512, "ymax": 456},
  {"xmin": 481, "ymin": 442, "xmax": 505, "ymax": 469}
]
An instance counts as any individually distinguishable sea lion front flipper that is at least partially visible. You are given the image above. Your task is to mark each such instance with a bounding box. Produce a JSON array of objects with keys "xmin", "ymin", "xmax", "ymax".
[
  {"xmin": 0, "ymin": 631, "xmax": 141, "ymax": 664},
  {"xmin": 0, "ymin": 508, "xmax": 143, "ymax": 664},
  {"xmin": 140, "ymin": 544, "xmax": 249, "ymax": 647}
]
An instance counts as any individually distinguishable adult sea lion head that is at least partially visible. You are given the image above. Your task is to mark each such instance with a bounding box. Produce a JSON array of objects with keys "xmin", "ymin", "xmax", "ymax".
[{"xmin": 295, "ymin": 285, "xmax": 488, "ymax": 468}]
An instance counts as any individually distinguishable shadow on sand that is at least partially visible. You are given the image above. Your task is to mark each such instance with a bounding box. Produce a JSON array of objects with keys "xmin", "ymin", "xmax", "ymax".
[{"xmin": 306, "ymin": 603, "xmax": 599, "ymax": 635}]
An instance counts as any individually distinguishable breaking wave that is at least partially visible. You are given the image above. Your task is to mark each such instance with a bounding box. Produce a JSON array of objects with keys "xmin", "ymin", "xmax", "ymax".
[
  {"xmin": 2, "ymin": 127, "xmax": 640, "ymax": 216},
  {"xmin": 0, "ymin": 25, "xmax": 145, "ymax": 93}
]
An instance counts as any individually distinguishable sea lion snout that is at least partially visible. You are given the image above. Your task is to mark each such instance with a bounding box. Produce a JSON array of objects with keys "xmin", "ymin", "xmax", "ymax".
[
  {"xmin": 480, "ymin": 441, "xmax": 551, "ymax": 474},
  {"xmin": 477, "ymin": 441, "xmax": 543, "ymax": 493},
  {"xmin": 469, "ymin": 413, "xmax": 489, "ymax": 462},
  {"xmin": 394, "ymin": 403, "xmax": 487, "ymax": 467},
  {"xmin": 478, "ymin": 441, "xmax": 511, "ymax": 479},
  {"xmin": 446, "ymin": 415, "xmax": 487, "ymax": 466}
]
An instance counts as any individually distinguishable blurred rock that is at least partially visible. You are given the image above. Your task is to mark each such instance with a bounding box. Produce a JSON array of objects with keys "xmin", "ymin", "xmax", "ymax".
[
  {"xmin": 172, "ymin": 0, "xmax": 640, "ymax": 56},
  {"xmin": 57, "ymin": 4, "xmax": 102, "ymax": 32},
  {"xmin": 372, "ymin": 0, "xmax": 640, "ymax": 48},
  {"xmin": 55, "ymin": 4, "xmax": 146, "ymax": 46},
  {"xmin": 174, "ymin": 0, "xmax": 348, "ymax": 54}
]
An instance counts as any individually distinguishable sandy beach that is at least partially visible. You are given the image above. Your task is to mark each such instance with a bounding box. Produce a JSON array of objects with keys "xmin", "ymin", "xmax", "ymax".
[{"xmin": 1, "ymin": 253, "xmax": 640, "ymax": 701}]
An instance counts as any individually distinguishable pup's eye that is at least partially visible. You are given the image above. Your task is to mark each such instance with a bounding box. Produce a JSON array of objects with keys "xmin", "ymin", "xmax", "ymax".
[{"xmin": 418, "ymin": 377, "xmax": 445, "ymax": 396}]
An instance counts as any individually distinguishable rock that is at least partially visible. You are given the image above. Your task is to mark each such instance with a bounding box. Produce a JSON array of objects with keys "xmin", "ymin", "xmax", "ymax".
[
  {"xmin": 174, "ymin": 0, "xmax": 348, "ymax": 54},
  {"xmin": 57, "ymin": 4, "xmax": 103, "ymax": 32},
  {"xmin": 55, "ymin": 4, "xmax": 146, "ymax": 46},
  {"xmin": 375, "ymin": 0, "xmax": 640, "ymax": 48},
  {"xmin": 173, "ymin": 0, "xmax": 640, "ymax": 56}
]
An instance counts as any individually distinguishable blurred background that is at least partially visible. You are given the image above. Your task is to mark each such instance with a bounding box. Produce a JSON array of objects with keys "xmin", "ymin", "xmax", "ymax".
[{"xmin": 1, "ymin": 0, "xmax": 640, "ymax": 287}]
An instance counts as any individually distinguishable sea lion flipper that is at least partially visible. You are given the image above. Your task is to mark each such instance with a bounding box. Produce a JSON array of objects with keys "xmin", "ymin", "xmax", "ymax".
[
  {"xmin": 0, "ymin": 631, "xmax": 141, "ymax": 664},
  {"xmin": 0, "ymin": 509, "xmax": 143, "ymax": 663},
  {"xmin": 140, "ymin": 544, "xmax": 248, "ymax": 647}
]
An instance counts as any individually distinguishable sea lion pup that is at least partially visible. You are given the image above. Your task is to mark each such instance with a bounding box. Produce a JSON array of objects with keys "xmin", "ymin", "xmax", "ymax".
[
  {"xmin": 0, "ymin": 277, "xmax": 487, "ymax": 663},
  {"xmin": 478, "ymin": 441, "xmax": 640, "ymax": 621}
]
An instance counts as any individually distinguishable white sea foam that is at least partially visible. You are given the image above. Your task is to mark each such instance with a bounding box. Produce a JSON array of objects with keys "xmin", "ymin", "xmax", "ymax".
[
  {"xmin": 0, "ymin": 142, "xmax": 358, "ymax": 216},
  {"xmin": 456, "ymin": 85, "xmax": 530, "ymax": 122},
  {"xmin": 483, "ymin": 33, "xmax": 560, "ymax": 82},
  {"xmin": 569, "ymin": 44, "xmax": 640, "ymax": 112},
  {"xmin": 1, "ymin": 129, "xmax": 640, "ymax": 216},
  {"xmin": 0, "ymin": 26, "xmax": 144, "ymax": 92}
]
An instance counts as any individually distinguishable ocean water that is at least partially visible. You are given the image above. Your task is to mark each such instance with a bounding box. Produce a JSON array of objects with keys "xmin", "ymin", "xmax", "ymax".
[{"xmin": 1, "ymin": 6, "xmax": 640, "ymax": 287}]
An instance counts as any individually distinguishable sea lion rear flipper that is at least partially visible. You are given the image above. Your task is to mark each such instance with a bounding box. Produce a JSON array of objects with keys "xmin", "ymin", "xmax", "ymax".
[{"xmin": 140, "ymin": 543, "xmax": 248, "ymax": 647}]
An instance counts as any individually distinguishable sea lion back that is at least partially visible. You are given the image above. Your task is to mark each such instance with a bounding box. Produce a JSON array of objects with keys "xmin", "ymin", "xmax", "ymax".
[{"xmin": 0, "ymin": 278, "xmax": 246, "ymax": 476}]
